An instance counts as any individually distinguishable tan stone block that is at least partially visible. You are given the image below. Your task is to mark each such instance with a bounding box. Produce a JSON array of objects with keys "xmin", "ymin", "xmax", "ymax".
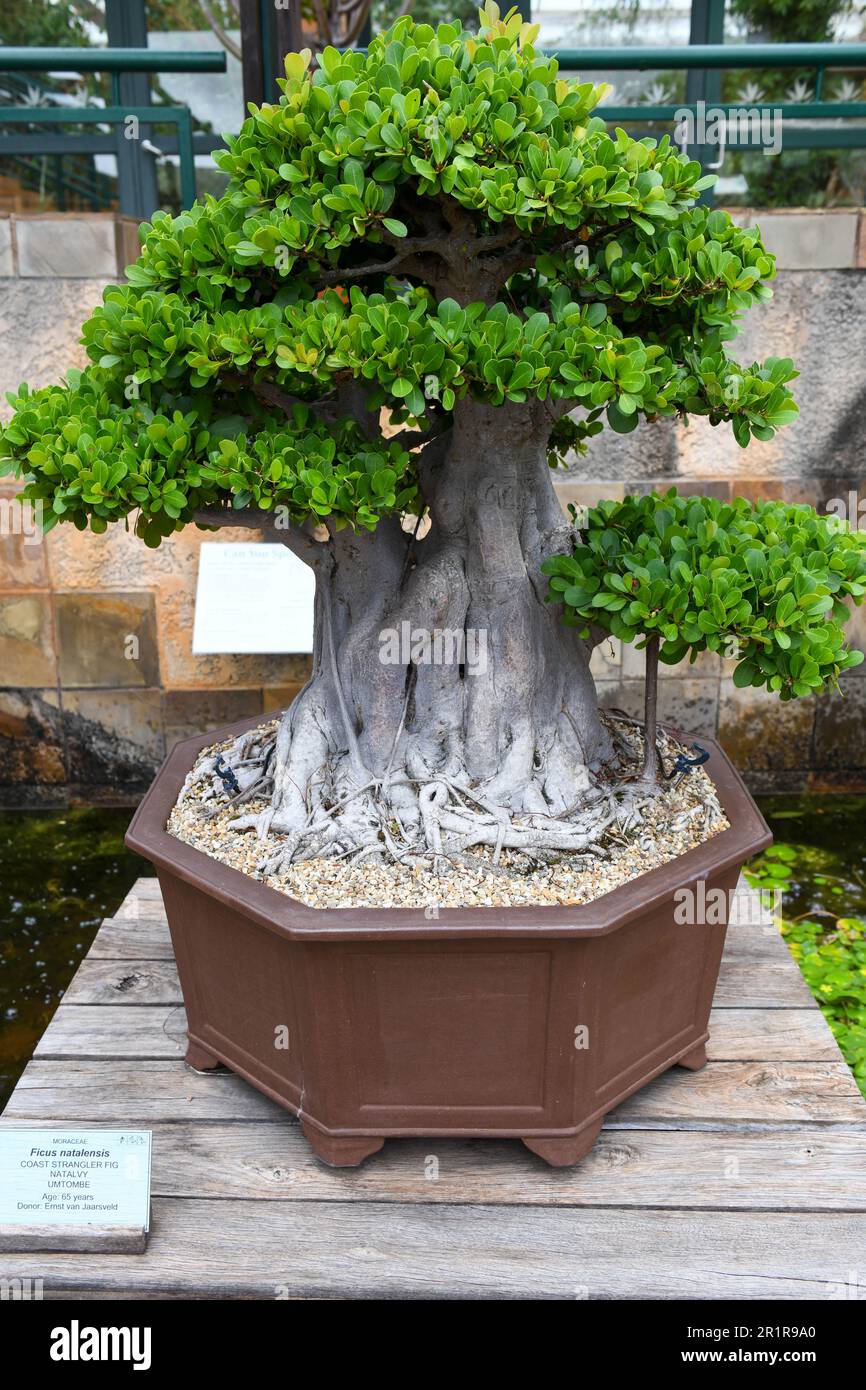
[
  {"xmin": 718, "ymin": 681, "xmax": 815, "ymax": 772},
  {"xmin": 0, "ymin": 488, "xmax": 49, "ymax": 587},
  {"xmin": 163, "ymin": 689, "xmax": 264, "ymax": 748},
  {"xmin": 0, "ymin": 279, "xmax": 109, "ymax": 410},
  {"xmin": 55, "ymin": 591, "xmax": 159, "ymax": 688},
  {"xmin": 621, "ymin": 639, "xmax": 721, "ymax": 680},
  {"xmin": 0, "ymin": 689, "xmax": 64, "ymax": 784},
  {"xmin": 0, "ymin": 593, "xmax": 56, "ymax": 685},
  {"xmin": 589, "ymin": 636, "xmax": 621, "ymax": 678},
  {"xmin": 262, "ymin": 681, "xmax": 309, "ymax": 714},
  {"xmin": 729, "ymin": 479, "xmax": 785, "ymax": 505},
  {"xmin": 656, "ymin": 678, "xmax": 719, "ymax": 738},
  {"xmin": 61, "ymin": 689, "xmax": 164, "ymax": 789},
  {"xmin": 48, "ymin": 518, "xmax": 188, "ymax": 590},
  {"xmin": 755, "ymin": 210, "xmax": 858, "ymax": 270},
  {"xmin": 597, "ymin": 677, "xmax": 719, "ymax": 738},
  {"xmin": 156, "ymin": 575, "xmax": 312, "ymax": 690},
  {"xmin": 0, "ymin": 217, "xmax": 13, "ymax": 277},
  {"xmin": 553, "ymin": 480, "xmax": 624, "ymax": 521},
  {"xmin": 16, "ymin": 215, "xmax": 118, "ymax": 278},
  {"xmin": 813, "ymin": 678, "xmax": 866, "ymax": 771}
]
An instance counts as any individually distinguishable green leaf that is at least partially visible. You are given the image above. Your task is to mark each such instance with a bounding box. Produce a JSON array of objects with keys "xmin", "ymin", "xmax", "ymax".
[
  {"xmin": 733, "ymin": 660, "xmax": 757, "ymax": 688},
  {"xmin": 607, "ymin": 401, "xmax": 638, "ymax": 434}
]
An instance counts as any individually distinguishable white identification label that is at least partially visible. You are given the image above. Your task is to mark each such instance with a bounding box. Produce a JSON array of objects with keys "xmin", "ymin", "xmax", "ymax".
[
  {"xmin": 0, "ymin": 1129, "xmax": 152, "ymax": 1230},
  {"xmin": 192, "ymin": 542, "xmax": 315, "ymax": 654}
]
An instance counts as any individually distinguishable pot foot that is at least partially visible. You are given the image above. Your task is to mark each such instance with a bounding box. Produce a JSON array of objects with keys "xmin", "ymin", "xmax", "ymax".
[
  {"xmin": 522, "ymin": 1118, "xmax": 604, "ymax": 1168},
  {"xmin": 676, "ymin": 1041, "xmax": 708, "ymax": 1071},
  {"xmin": 301, "ymin": 1121, "xmax": 385, "ymax": 1168},
  {"xmin": 185, "ymin": 1039, "xmax": 223, "ymax": 1072}
]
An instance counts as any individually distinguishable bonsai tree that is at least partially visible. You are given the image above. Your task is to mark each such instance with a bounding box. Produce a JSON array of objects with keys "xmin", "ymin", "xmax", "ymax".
[
  {"xmin": 544, "ymin": 491, "xmax": 866, "ymax": 785},
  {"xmin": 0, "ymin": 9, "xmax": 818, "ymax": 866}
]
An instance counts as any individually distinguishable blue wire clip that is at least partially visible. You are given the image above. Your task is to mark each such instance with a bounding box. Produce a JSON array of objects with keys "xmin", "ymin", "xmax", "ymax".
[
  {"xmin": 214, "ymin": 753, "xmax": 240, "ymax": 796},
  {"xmin": 671, "ymin": 743, "xmax": 710, "ymax": 776}
]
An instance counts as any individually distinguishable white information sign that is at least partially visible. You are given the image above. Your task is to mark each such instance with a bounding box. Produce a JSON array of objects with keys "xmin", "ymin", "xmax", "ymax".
[
  {"xmin": 192, "ymin": 542, "xmax": 315, "ymax": 654},
  {"xmin": 0, "ymin": 1129, "xmax": 152, "ymax": 1232}
]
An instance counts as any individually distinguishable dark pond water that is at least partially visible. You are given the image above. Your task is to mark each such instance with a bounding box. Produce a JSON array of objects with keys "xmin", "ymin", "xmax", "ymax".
[
  {"xmin": 756, "ymin": 795, "xmax": 866, "ymax": 922},
  {"xmin": 0, "ymin": 809, "xmax": 140, "ymax": 1109},
  {"xmin": 0, "ymin": 798, "xmax": 864, "ymax": 1112}
]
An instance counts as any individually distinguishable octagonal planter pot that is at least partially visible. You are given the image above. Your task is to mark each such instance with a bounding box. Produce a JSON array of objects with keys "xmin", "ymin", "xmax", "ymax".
[{"xmin": 125, "ymin": 715, "xmax": 771, "ymax": 1168}]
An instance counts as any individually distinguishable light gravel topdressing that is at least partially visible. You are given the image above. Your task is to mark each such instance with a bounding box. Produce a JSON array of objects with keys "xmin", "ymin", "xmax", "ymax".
[{"xmin": 167, "ymin": 721, "xmax": 729, "ymax": 910}]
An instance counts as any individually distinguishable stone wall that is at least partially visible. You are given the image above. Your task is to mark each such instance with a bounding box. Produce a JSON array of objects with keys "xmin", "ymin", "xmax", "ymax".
[{"xmin": 1, "ymin": 210, "xmax": 865, "ymax": 806}]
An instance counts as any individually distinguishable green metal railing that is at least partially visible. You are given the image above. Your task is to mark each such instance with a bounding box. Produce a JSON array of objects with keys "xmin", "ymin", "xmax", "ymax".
[
  {"xmin": 0, "ymin": 71, "xmax": 111, "ymax": 210},
  {"xmin": 552, "ymin": 43, "xmax": 866, "ymax": 154},
  {"xmin": 3, "ymin": 105, "xmax": 198, "ymax": 206},
  {"xmin": 0, "ymin": 47, "xmax": 227, "ymax": 214},
  {"xmin": 2, "ymin": 38, "xmax": 866, "ymax": 216}
]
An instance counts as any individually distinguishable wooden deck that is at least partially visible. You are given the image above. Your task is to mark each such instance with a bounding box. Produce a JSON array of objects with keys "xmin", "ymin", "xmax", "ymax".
[{"xmin": 1, "ymin": 876, "xmax": 865, "ymax": 1300}]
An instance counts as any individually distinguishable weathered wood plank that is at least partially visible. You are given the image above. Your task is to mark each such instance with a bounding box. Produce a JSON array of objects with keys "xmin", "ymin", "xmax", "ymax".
[
  {"xmin": 30, "ymin": 1003, "xmax": 839, "ymax": 1062},
  {"xmin": 1, "ymin": 1060, "xmax": 281, "ymax": 1123},
  {"xmin": 0, "ymin": 1224, "xmax": 147, "ymax": 1254},
  {"xmin": 714, "ymin": 959, "xmax": 817, "ymax": 1009},
  {"xmin": 8, "ymin": 1119, "xmax": 853, "ymax": 1211},
  {"xmin": 707, "ymin": 1008, "xmax": 837, "ymax": 1059},
  {"xmin": 0, "ymin": 1200, "xmax": 861, "ymax": 1298},
  {"xmin": 129, "ymin": 877, "xmax": 163, "ymax": 901},
  {"xmin": 62, "ymin": 960, "xmax": 182, "ymax": 1006},
  {"xmin": 612, "ymin": 1060, "xmax": 866, "ymax": 1127},
  {"xmin": 88, "ymin": 917, "xmax": 174, "ymax": 961},
  {"xmin": 4, "ymin": 1058, "xmax": 864, "ymax": 1127},
  {"xmin": 34, "ymin": 1005, "xmax": 189, "ymax": 1059},
  {"xmin": 3, "ymin": 1112, "xmax": 864, "ymax": 1210},
  {"xmin": 110, "ymin": 900, "xmax": 171, "ymax": 923}
]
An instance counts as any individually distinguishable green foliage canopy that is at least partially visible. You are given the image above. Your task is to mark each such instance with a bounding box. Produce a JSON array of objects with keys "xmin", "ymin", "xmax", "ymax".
[
  {"xmin": 1, "ymin": 10, "xmax": 799, "ymax": 545},
  {"xmin": 543, "ymin": 490, "xmax": 866, "ymax": 700}
]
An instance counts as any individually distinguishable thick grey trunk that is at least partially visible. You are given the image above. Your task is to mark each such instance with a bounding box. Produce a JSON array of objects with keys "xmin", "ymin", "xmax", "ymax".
[{"xmin": 220, "ymin": 400, "xmax": 612, "ymax": 863}]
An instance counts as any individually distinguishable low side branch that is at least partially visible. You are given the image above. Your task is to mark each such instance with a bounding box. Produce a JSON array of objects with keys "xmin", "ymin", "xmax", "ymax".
[{"xmin": 193, "ymin": 506, "xmax": 329, "ymax": 569}]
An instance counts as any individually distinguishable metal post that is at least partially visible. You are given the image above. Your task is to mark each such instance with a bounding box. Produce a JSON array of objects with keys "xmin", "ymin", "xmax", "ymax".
[
  {"xmin": 176, "ymin": 107, "xmax": 197, "ymax": 209},
  {"xmin": 105, "ymin": 0, "xmax": 159, "ymax": 218},
  {"xmin": 52, "ymin": 153, "xmax": 66, "ymax": 211},
  {"xmin": 686, "ymin": 0, "xmax": 726, "ymax": 204},
  {"xmin": 239, "ymin": 0, "xmax": 266, "ymax": 110},
  {"xmin": 271, "ymin": 1, "xmax": 304, "ymax": 95}
]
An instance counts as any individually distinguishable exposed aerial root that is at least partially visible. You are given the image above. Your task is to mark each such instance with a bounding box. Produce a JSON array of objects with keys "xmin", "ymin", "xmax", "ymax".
[{"xmin": 180, "ymin": 711, "xmax": 723, "ymax": 878}]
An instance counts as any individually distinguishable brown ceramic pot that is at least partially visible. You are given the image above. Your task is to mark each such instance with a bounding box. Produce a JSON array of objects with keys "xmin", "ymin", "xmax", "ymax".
[{"xmin": 126, "ymin": 715, "xmax": 771, "ymax": 1168}]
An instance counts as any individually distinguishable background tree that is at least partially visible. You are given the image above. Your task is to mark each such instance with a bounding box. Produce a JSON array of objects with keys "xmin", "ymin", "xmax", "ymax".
[
  {"xmin": 545, "ymin": 492, "xmax": 866, "ymax": 786},
  {"xmin": 147, "ymin": 1, "xmax": 466, "ymax": 60},
  {"xmin": 2, "ymin": 9, "xmax": 805, "ymax": 866}
]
